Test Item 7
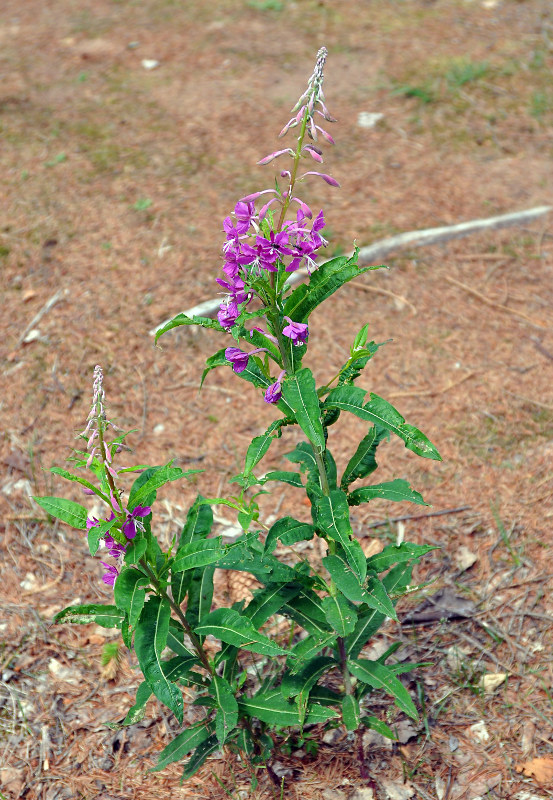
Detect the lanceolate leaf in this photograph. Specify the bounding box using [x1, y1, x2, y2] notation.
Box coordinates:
[134, 597, 183, 724]
[281, 656, 337, 699]
[123, 681, 152, 726]
[210, 675, 238, 744]
[340, 425, 389, 490]
[185, 564, 216, 628]
[155, 312, 224, 342]
[283, 592, 331, 638]
[283, 250, 381, 321]
[361, 715, 397, 740]
[113, 567, 149, 629]
[162, 656, 200, 682]
[49, 467, 107, 500]
[53, 604, 124, 629]
[195, 608, 288, 657]
[239, 689, 338, 726]
[178, 495, 213, 547]
[181, 734, 220, 778]
[245, 583, 303, 629]
[281, 368, 325, 451]
[172, 538, 223, 573]
[33, 496, 88, 530]
[366, 542, 437, 573]
[322, 593, 358, 636]
[312, 489, 367, 582]
[129, 464, 196, 510]
[288, 634, 335, 674]
[345, 608, 386, 658]
[285, 441, 319, 482]
[349, 659, 418, 720]
[342, 694, 361, 732]
[264, 517, 316, 554]
[262, 470, 304, 489]
[244, 431, 275, 477]
[151, 720, 214, 772]
[364, 573, 398, 621]
[348, 479, 427, 507]
[322, 554, 370, 604]
[324, 386, 441, 461]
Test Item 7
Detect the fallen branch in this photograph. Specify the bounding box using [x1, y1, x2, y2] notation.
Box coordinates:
[445, 275, 549, 329]
[18, 288, 68, 346]
[365, 504, 472, 530]
[150, 205, 551, 335]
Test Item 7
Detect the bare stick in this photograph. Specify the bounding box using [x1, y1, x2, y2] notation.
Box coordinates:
[531, 336, 553, 362]
[445, 275, 549, 329]
[150, 205, 552, 335]
[18, 288, 68, 345]
[365, 505, 472, 530]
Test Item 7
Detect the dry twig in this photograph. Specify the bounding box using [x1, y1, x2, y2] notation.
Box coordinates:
[444, 275, 549, 329]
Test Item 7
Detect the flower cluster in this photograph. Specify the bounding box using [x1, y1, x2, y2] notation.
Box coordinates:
[86, 504, 151, 586]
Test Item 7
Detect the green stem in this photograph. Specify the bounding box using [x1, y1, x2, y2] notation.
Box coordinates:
[275, 108, 309, 234]
[337, 637, 352, 695]
[140, 559, 213, 676]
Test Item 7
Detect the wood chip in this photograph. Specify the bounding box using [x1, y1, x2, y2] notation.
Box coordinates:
[515, 757, 553, 784]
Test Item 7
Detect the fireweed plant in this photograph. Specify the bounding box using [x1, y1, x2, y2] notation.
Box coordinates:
[36, 48, 441, 786]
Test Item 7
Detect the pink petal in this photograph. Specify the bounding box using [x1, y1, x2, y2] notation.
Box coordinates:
[300, 172, 340, 188]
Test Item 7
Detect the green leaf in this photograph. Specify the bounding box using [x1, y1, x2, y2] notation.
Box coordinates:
[166, 624, 196, 659]
[383, 562, 414, 595]
[113, 568, 149, 628]
[134, 597, 183, 723]
[281, 368, 325, 451]
[244, 431, 275, 477]
[179, 495, 213, 547]
[244, 583, 303, 629]
[124, 537, 148, 565]
[281, 656, 337, 699]
[340, 426, 388, 489]
[322, 594, 358, 636]
[324, 387, 441, 461]
[262, 470, 304, 489]
[162, 655, 200, 682]
[172, 538, 223, 573]
[151, 721, 214, 772]
[349, 659, 418, 719]
[361, 715, 397, 740]
[128, 464, 196, 510]
[210, 675, 238, 744]
[288, 633, 335, 673]
[264, 517, 316, 555]
[195, 608, 288, 657]
[345, 608, 386, 658]
[283, 250, 381, 320]
[312, 489, 366, 581]
[366, 542, 437, 573]
[155, 312, 224, 342]
[285, 441, 319, 482]
[49, 467, 106, 499]
[123, 681, 152, 725]
[239, 689, 337, 726]
[53, 604, 123, 628]
[363, 573, 398, 621]
[181, 734, 220, 779]
[283, 592, 332, 638]
[33, 496, 88, 529]
[342, 694, 361, 732]
[348, 479, 427, 507]
[322, 554, 369, 605]
[185, 564, 216, 628]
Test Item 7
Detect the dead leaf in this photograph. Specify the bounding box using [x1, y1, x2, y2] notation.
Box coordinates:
[515, 757, 553, 784]
[520, 720, 536, 756]
[455, 545, 478, 572]
[402, 587, 476, 624]
[478, 672, 507, 693]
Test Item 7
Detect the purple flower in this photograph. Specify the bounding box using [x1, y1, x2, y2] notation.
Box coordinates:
[101, 562, 119, 587]
[225, 347, 268, 374]
[218, 300, 239, 329]
[216, 275, 248, 305]
[282, 317, 309, 345]
[264, 370, 286, 404]
[233, 200, 256, 233]
[300, 171, 340, 187]
[122, 505, 151, 540]
[104, 534, 127, 558]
